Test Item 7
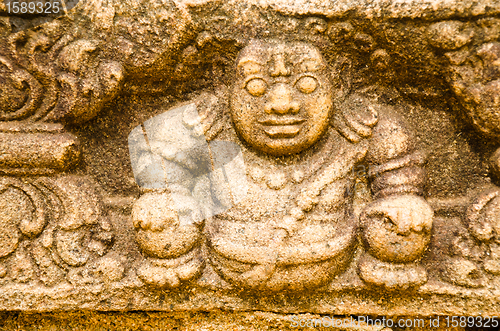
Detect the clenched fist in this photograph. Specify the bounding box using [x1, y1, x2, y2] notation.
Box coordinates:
[360, 195, 433, 263]
[132, 192, 201, 259]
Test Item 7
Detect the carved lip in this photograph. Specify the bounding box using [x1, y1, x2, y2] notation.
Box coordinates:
[258, 116, 305, 126]
[258, 116, 304, 138]
[262, 125, 301, 138]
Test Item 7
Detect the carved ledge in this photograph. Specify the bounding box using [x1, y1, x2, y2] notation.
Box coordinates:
[0, 122, 79, 175]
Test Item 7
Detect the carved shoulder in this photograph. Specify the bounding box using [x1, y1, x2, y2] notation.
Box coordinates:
[187, 85, 230, 142]
[365, 107, 415, 166]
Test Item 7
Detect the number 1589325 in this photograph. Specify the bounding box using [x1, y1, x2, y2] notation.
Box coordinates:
[6, 1, 61, 14]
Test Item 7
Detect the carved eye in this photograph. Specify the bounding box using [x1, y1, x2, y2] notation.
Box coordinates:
[295, 76, 318, 94]
[245, 78, 267, 97]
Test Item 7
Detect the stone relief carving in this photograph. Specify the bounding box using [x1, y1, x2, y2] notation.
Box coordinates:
[129, 102, 248, 288]
[0, 0, 499, 318]
[128, 39, 433, 292]
[0, 33, 123, 124]
[424, 18, 500, 289]
[0, 175, 118, 286]
[466, 189, 500, 276]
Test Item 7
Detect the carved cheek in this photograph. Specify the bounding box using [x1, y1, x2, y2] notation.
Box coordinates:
[230, 91, 261, 134]
[302, 91, 332, 129]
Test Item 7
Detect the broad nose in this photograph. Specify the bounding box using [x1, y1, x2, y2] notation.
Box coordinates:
[264, 84, 300, 115]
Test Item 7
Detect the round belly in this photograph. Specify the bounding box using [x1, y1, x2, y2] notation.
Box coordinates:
[205, 209, 358, 291]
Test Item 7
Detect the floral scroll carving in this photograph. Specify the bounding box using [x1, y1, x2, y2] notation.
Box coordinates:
[0, 175, 117, 286]
[0, 32, 124, 124]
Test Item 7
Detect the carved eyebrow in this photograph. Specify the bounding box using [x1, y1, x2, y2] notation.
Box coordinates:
[296, 57, 326, 72]
[237, 58, 264, 76]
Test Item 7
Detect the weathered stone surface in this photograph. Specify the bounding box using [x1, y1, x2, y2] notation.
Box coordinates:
[1, 0, 500, 329]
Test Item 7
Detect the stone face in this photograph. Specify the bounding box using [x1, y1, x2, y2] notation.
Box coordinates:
[2, 0, 500, 329]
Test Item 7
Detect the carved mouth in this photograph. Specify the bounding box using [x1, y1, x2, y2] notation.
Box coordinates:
[258, 117, 305, 138]
[258, 116, 305, 126]
[262, 125, 301, 138]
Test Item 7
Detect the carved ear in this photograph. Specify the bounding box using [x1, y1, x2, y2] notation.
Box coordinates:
[330, 55, 352, 101]
[333, 93, 379, 143]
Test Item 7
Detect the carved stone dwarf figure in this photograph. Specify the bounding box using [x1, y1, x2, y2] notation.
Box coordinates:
[130, 39, 434, 291]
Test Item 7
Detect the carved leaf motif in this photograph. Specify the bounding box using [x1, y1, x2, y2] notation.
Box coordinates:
[0, 27, 125, 124]
[38, 176, 115, 269]
[55, 228, 91, 266]
[0, 200, 21, 258]
[437, 22, 500, 137]
[0, 55, 42, 121]
[0, 178, 51, 258]
[459, 188, 500, 279]
[466, 188, 500, 242]
[0, 176, 118, 286]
